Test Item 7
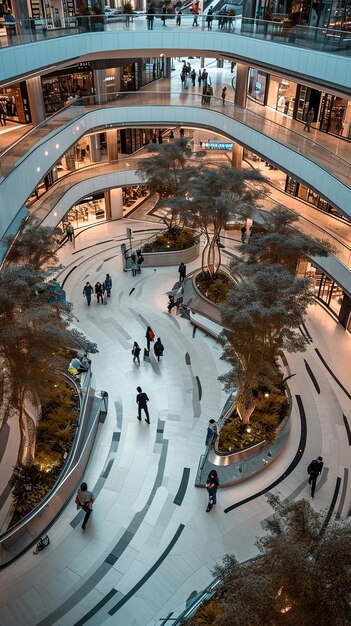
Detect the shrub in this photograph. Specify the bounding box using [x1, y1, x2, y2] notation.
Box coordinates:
[143, 229, 195, 252]
[195, 271, 231, 303]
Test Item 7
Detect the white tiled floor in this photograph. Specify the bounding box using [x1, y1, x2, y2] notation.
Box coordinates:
[0, 219, 350, 626]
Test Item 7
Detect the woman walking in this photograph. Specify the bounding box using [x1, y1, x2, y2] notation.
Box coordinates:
[132, 341, 141, 366]
[95, 281, 104, 304]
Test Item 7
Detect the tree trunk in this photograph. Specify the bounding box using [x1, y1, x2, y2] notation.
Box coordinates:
[17, 402, 27, 466]
[203, 235, 221, 279]
[235, 382, 256, 424]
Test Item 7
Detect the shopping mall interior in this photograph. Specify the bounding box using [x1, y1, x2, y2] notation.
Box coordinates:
[0, 1, 350, 624]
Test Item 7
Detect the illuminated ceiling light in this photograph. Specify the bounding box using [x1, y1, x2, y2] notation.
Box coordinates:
[44, 150, 48, 156]
[36, 167, 41, 172]
[55, 143, 60, 149]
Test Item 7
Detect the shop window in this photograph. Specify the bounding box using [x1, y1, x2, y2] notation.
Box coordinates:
[248, 69, 267, 105]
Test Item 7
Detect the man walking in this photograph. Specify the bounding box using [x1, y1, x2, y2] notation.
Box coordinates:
[221, 86, 227, 105]
[136, 386, 150, 423]
[178, 262, 186, 284]
[304, 107, 314, 132]
[307, 456, 323, 498]
[75, 482, 95, 531]
[83, 282, 93, 306]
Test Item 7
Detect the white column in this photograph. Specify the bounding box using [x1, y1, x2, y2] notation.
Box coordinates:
[26, 77, 46, 126]
[109, 188, 123, 219]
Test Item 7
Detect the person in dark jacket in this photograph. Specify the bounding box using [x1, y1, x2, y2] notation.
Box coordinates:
[95, 281, 104, 304]
[136, 386, 150, 423]
[307, 456, 323, 497]
[103, 273, 112, 296]
[206, 7, 213, 30]
[132, 341, 141, 366]
[205, 470, 219, 511]
[146, 5, 155, 30]
[154, 338, 164, 361]
[83, 282, 93, 306]
[178, 262, 186, 283]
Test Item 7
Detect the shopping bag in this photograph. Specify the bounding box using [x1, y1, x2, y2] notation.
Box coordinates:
[103, 292, 107, 305]
[143, 348, 150, 362]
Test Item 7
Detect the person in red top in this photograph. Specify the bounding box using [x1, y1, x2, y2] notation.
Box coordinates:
[192, 1, 200, 27]
[146, 325, 155, 350]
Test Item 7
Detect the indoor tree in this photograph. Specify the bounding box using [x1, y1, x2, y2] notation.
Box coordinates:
[184, 496, 351, 626]
[172, 164, 265, 278]
[219, 262, 314, 422]
[137, 137, 200, 236]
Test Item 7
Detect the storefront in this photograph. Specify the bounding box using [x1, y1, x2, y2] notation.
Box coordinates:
[285, 176, 350, 221]
[41, 66, 93, 115]
[319, 93, 351, 139]
[266, 75, 297, 117]
[120, 128, 167, 154]
[247, 68, 267, 105]
[0, 82, 31, 124]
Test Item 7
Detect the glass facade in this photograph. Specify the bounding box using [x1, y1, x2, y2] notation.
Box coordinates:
[247, 68, 267, 104]
[266, 75, 297, 116]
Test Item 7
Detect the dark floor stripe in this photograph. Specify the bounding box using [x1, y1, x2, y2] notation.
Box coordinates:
[301, 321, 312, 342]
[196, 376, 202, 401]
[315, 349, 351, 400]
[129, 287, 135, 296]
[185, 352, 191, 365]
[108, 524, 185, 616]
[192, 325, 197, 338]
[73, 589, 118, 626]
[343, 415, 351, 445]
[319, 477, 341, 536]
[173, 468, 190, 506]
[224, 394, 307, 513]
[304, 359, 320, 394]
[61, 266, 77, 288]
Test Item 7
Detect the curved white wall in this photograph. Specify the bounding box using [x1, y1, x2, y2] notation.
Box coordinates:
[1, 105, 350, 238]
[0, 31, 350, 93]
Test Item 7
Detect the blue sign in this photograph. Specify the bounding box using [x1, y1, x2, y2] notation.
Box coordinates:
[202, 142, 233, 150]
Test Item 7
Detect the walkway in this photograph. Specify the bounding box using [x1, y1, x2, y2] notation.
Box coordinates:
[0, 218, 350, 625]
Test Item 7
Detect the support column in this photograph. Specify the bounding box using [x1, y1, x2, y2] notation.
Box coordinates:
[93, 69, 107, 104]
[231, 144, 243, 169]
[26, 77, 46, 126]
[234, 64, 248, 108]
[108, 188, 123, 220]
[165, 57, 171, 79]
[89, 134, 101, 162]
[106, 129, 119, 162]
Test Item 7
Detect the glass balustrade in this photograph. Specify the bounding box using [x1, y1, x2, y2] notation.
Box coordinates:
[1, 91, 350, 190]
[0, 15, 350, 54]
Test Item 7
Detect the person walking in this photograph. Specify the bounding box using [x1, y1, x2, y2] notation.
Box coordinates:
[179, 127, 185, 138]
[154, 337, 164, 361]
[307, 456, 324, 498]
[161, 3, 167, 25]
[304, 107, 314, 132]
[66, 222, 74, 242]
[132, 341, 141, 366]
[231, 60, 235, 73]
[205, 419, 218, 446]
[146, 5, 155, 30]
[180, 70, 186, 89]
[75, 482, 95, 531]
[241, 225, 247, 242]
[0, 102, 7, 126]
[83, 282, 93, 306]
[167, 294, 176, 313]
[192, 0, 199, 27]
[206, 7, 213, 30]
[136, 386, 150, 423]
[95, 281, 104, 304]
[191, 68, 196, 86]
[103, 273, 112, 297]
[169, 130, 174, 140]
[176, 8, 182, 25]
[131, 258, 138, 276]
[178, 261, 186, 283]
[145, 325, 155, 350]
[205, 470, 219, 512]
[221, 86, 227, 105]
[198, 69, 202, 87]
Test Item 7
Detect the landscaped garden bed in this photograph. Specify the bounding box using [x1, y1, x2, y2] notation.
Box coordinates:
[142, 227, 196, 253]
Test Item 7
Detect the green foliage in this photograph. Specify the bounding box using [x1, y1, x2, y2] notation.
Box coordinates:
[11, 463, 59, 521]
[195, 271, 230, 304]
[218, 386, 288, 451]
[143, 229, 195, 252]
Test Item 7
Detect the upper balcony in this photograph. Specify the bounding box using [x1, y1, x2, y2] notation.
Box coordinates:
[0, 16, 350, 94]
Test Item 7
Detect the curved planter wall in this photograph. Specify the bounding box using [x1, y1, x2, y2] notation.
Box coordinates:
[0, 371, 105, 568]
[142, 241, 200, 267]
